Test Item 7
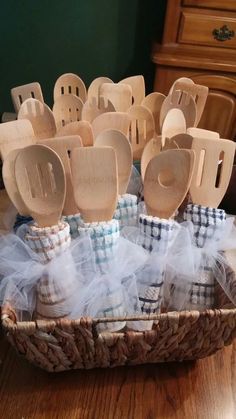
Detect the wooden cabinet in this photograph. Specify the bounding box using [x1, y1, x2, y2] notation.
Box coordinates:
[152, 0, 236, 139]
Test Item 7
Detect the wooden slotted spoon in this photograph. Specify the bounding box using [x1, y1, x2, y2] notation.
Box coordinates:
[71, 147, 118, 222]
[92, 112, 130, 139]
[39, 136, 83, 215]
[173, 81, 208, 126]
[161, 108, 186, 147]
[81, 96, 115, 123]
[15, 144, 66, 227]
[56, 121, 94, 146]
[18, 98, 56, 140]
[100, 83, 132, 112]
[119, 75, 145, 105]
[94, 129, 132, 195]
[144, 149, 195, 219]
[53, 94, 84, 131]
[0, 119, 35, 161]
[87, 77, 113, 102]
[160, 90, 196, 129]
[141, 136, 162, 182]
[141, 92, 166, 135]
[127, 105, 155, 160]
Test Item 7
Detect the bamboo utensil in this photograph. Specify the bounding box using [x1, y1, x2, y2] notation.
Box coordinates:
[15, 144, 66, 227]
[18, 98, 56, 140]
[173, 81, 208, 126]
[127, 105, 155, 160]
[100, 83, 132, 112]
[53, 94, 84, 130]
[141, 92, 166, 135]
[81, 96, 115, 123]
[39, 136, 83, 215]
[53, 73, 87, 103]
[87, 77, 113, 102]
[144, 149, 195, 218]
[169, 77, 194, 94]
[119, 75, 145, 105]
[141, 136, 162, 181]
[56, 120, 94, 146]
[11, 82, 44, 113]
[95, 129, 132, 194]
[161, 108, 186, 147]
[71, 147, 118, 222]
[92, 112, 130, 139]
[0, 119, 35, 161]
[160, 90, 196, 129]
[163, 133, 193, 151]
[187, 127, 219, 139]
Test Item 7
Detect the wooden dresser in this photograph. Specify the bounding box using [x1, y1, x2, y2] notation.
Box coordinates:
[152, 0, 236, 140]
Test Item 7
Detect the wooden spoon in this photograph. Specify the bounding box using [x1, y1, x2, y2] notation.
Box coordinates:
[0, 119, 35, 161]
[141, 136, 162, 182]
[190, 137, 236, 208]
[56, 121, 94, 146]
[160, 90, 196, 129]
[100, 83, 132, 112]
[141, 92, 166, 135]
[144, 149, 195, 219]
[92, 112, 130, 139]
[53, 73, 87, 103]
[161, 108, 186, 147]
[94, 129, 132, 194]
[87, 77, 113, 102]
[119, 75, 145, 105]
[2, 149, 29, 215]
[53, 94, 84, 130]
[39, 136, 83, 215]
[71, 147, 118, 222]
[127, 105, 155, 160]
[81, 96, 115, 123]
[18, 98, 56, 140]
[173, 81, 208, 126]
[187, 127, 219, 139]
[15, 144, 66, 227]
[163, 133, 193, 151]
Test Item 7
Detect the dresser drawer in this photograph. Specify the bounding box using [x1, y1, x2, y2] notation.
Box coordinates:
[179, 10, 236, 48]
[182, 1, 236, 12]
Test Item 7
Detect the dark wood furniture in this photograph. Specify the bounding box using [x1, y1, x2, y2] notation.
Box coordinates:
[152, 0, 236, 140]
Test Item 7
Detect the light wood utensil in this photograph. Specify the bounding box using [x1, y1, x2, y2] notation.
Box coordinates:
[100, 83, 132, 112]
[39, 136, 83, 215]
[11, 82, 44, 113]
[173, 81, 208, 126]
[87, 77, 113, 102]
[163, 133, 193, 151]
[160, 90, 196, 129]
[2, 149, 29, 215]
[169, 77, 194, 95]
[187, 127, 219, 139]
[53, 94, 84, 130]
[0, 189, 18, 232]
[144, 149, 195, 218]
[0, 119, 35, 161]
[190, 137, 236, 208]
[141, 136, 162, 181]
[95, 129, 132, 194]
[141, 92, 166, 135]
[161, 108, 186, 147]
[53, 73, 87, 103]
[15, 144, 66, 227]
[71, 147, 118, 222]
[18, 98, 56, 140]
[92, 112, 130, 139]
[127, 105, 155, 160]
[56, 120, 94, 146]
[119, 75, 145, 105]
[81, 96, 115, 123]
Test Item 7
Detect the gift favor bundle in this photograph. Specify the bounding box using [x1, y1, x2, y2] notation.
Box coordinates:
[1, 75, 236, 370]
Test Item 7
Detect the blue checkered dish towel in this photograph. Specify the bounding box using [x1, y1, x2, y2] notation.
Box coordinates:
[183, 203, 226, 310]
[63, 213, 81, 239]
[113, 194, 138, 229]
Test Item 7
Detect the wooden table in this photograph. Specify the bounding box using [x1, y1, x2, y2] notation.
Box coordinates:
[1, 326, 236, 419]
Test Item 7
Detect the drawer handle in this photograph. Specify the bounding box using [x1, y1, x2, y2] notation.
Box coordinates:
[212, 25, 235, 42]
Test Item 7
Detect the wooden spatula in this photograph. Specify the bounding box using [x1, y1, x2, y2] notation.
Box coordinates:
[71, 147, 118, 222]
[160, 90, 196, 129]
[100, 83, 132, 112]
[119, 75, 145, 105]
[15, 144, 66, 227]
[92, 112, 130, 139]
[173, 81, 208, 126]
[144, 149, 195, 219]
[87, 77, 113, 102]
[53, 94, 84, 130]
[163, 133, 193, 151]
[161, 108, 186, 147]
[11, 82, 44, 113]
[141, 92, 166, 135]
[56, 121, 94, 146]
[39, 136, 83, 215]
[18, 98, 56, 140]
[190, 137, 236, 208]
[187, 127, 219, 139]
[53, 73, 87, 103]
[169, 77, 194, 95]
[141, 136, 162, 182]
[0, 119, 36, 161]
[127, 105, 155, 160]
[81, 96, 115, 123]
[2, 149, 29, 216]
[95, 129, 132, 195]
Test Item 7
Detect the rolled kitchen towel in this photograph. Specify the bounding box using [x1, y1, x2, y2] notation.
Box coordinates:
[63, 213, 81, 239]
[113, 194, 138, 229]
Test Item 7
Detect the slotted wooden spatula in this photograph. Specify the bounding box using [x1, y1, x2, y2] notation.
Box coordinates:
[2, 149, 29, 216]
[127, 105, 155, 160]
[141, 92, 166, 135]
[87, 77, 113, 102]
[163, 133, 193, 151]
[39, 136, 83, 215]
[92, 112, 130, 139]
[160, 90, 196, 129]
[190, 137, 236, 208]
[144, 149, 195, 219]
[81, 96, 115, 123]
[95, 129, 132, 194]
[119, 75, 145, 105]
[187, 127, 219, 139]
[56, 121, 94, 146]
[141, 136, 162, 181]
[71, 147, 118, 222]
[173, 81, 208, 126]
[15, 144, 66, 227]
[100, 83, 132, 112]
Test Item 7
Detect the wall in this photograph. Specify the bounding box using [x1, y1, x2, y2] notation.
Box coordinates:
[0, 0, 166, 116]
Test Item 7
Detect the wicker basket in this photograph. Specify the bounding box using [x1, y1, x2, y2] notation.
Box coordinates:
[2, 277, 236, 372]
